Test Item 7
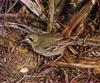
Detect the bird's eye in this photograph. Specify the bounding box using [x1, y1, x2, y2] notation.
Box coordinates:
[28, 35, 38, 43]
[29, 37, 33, 41]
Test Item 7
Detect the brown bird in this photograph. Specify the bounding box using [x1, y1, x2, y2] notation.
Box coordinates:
[21, 31, 75, 57]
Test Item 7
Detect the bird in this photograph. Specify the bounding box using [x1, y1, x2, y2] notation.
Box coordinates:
[21, 31, 74, 57]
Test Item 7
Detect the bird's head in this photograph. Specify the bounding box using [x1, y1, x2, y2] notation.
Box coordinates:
[21, 33, 39, 47]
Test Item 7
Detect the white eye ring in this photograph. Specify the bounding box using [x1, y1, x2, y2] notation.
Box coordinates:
[29, 35, 38, 43]
[29, 37, 33, 41]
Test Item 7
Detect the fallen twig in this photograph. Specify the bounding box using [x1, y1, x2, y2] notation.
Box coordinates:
[62, 0, 96, 38]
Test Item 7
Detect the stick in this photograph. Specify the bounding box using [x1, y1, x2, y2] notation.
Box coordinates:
[62, 0, 96, 38]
